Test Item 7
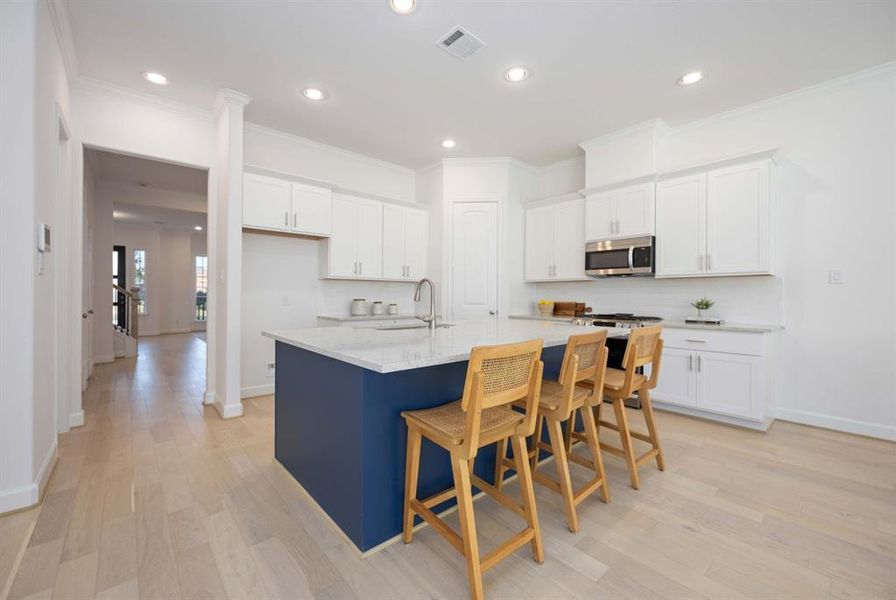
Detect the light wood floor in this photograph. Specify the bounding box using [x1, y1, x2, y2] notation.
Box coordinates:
[1, 332, 895, 600]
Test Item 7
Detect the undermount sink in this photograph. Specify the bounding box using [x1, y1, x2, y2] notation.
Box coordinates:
[373, 322, 454, 331]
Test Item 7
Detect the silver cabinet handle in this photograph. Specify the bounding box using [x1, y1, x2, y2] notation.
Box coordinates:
[699, 254, 705, 271]
[359, 261, 362, 275]
[685, 338, 707, 343]
[688, 355, 693, 371]
[616, 220, 621, 234]
[627, 246, 634, 270]
[353, 261, 357, 275]
[707, 254, 712, 271]
[284, 211, 289, 227]
[697, 355, 702, 372]
[293, 213, 297, 228]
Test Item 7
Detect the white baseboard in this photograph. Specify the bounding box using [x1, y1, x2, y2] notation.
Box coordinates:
[653, 401, 772, 431]
[775, 407, 896, 442]
[159, 328, 191, 335]
[241, 384, 273, 399]
[212, 398, 244, 419]
[1, 440, 58, 514]
[94, 354, 114, 364]
[203, 391, 216, 405]
[140, 330, 160, 337]
[69, 410, 85, 428]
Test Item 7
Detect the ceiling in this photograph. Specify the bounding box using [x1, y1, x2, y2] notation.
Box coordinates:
[66, 1, 896, 167]
[91, 149, 208, 195]
[113, 202, 206, 233]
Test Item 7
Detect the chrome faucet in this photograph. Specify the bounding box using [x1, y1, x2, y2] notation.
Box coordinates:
[413, 278, 437, 330]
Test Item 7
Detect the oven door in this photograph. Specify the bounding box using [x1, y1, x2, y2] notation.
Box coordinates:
[585, 236, 654, 277]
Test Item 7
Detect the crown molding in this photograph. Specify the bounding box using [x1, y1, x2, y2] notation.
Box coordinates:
[243, 122, 415, 177]
[671, 60, 896, 135]
[46, 0, 79, 81]
[213, 89, 252, 116]
[579, 118, 670, 151]
[540, 154, 585, 173]
[73, 76, 215, 121]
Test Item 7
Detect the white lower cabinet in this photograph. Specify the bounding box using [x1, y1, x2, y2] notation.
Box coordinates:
[651, 328, 771, 424]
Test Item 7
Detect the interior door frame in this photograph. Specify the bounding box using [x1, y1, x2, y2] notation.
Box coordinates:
[55, 104, 76, 432]
[447, 199, 500, 321]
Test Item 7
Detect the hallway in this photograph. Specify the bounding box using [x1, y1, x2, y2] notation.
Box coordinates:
[2, 334, 895, 599]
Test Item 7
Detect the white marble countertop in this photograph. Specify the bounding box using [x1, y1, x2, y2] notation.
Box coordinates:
[508, 314, 781, 333]
[263, 318, 628, 373]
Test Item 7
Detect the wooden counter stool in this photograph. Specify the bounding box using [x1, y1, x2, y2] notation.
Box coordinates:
[588, 325, 665, 490]
[401, 339, 545, 600]
[495, 331, 611, 533]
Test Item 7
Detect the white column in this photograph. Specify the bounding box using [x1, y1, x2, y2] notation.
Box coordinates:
[208, 89, 250, 419]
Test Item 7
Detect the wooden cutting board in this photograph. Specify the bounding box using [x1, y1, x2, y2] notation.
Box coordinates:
[553, 302, 589, 317]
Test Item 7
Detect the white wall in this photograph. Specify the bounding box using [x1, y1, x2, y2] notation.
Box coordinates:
[0, 0, 72, 512]
[538, 155, 585, 198]
[533, 65, 896, 439]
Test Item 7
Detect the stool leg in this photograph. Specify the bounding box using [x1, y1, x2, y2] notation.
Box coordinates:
[546, 417, 579, 533]
[530, 414, 544, 472]
[402, 425, 422, 543]
[581, 405, 610, 503]
[612, 397, 640, 490]
[451, 452, 484, 600]
[639, 386, 665, 471]
[512, 434, 544, 563]
[494, 437, 508, 489]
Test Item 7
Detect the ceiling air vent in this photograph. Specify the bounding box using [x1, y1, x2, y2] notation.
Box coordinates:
[437, 26, 486, 60]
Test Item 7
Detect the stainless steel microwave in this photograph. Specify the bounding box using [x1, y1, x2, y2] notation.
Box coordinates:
[585, 235, 655, 277]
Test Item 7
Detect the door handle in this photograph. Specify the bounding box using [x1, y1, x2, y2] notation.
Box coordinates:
[489, 310, 496, 315]
[88, 309, 94, 315]
[82, 313, 88, 319]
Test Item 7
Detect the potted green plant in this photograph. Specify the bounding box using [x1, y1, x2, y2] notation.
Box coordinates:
[691, 297, 715, 318]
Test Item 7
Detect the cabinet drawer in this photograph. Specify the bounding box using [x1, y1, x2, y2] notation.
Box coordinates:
[661, 328, 764, 356]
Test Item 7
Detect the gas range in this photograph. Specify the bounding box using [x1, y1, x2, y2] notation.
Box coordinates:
[572, 313, 663, 329]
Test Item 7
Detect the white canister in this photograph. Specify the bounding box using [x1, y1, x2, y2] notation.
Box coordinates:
[351, 298, 368, 316]
[387, 303, 399, 315]
[371, 301, 385, 315]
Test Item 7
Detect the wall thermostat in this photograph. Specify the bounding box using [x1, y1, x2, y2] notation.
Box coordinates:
[37, 223, 51, 253]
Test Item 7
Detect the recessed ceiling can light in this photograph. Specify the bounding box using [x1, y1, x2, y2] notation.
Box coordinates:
[504, 66, 529, 83]
[677, 71, 704, 86]
[389, 0, 416, 14]
[143, 72, 168, 85]
[441, 139, 456, 149]
[303, 88, 326, 101]
[194, 225, 203, 231]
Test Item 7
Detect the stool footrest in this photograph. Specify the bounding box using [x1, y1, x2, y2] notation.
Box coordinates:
[409, 499, 464, 555]
[573, 476, 607, 505]
[421, 487, 457, 509]
[470, 474, 527, 519]
[635, 448, 660, 466]
[599, 442, 626, 457]
[480, 528, 535, 573]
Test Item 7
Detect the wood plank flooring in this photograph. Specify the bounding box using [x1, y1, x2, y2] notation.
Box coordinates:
[1, 332, 894, 599]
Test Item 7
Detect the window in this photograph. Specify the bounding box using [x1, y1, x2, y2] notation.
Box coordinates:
[133, 249, 147, 315]
[195, 255, 208, 321]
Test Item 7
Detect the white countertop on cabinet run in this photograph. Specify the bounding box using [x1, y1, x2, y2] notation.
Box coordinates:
[317, 313, 421, 322]
[263, 318, 628, 373]
[508, 314, 781, 333]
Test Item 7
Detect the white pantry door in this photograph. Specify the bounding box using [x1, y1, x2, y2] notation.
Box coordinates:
[452, 202, 498, 320]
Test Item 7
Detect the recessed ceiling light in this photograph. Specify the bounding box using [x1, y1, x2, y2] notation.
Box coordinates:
[303, 88, 326, 101]
[143, 72, 168, 85]
[194, 225, 203, 231]
[504, 66, 529, 83]
[441, 139, 456, 149]
[677, 71, 704, 86]
[389, 0, 416, 14]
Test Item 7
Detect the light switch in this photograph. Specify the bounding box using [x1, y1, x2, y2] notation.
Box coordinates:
[829, 268, 844, 284]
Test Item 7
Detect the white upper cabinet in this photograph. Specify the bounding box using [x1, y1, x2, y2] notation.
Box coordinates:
[656, 173, 706, 277]
[382, 205, 428, 280]
[324, 194, 383, 279]
[656, 158, 772, 278]
[243, 173, 292, 231]
[243, 173, 331, 236]
[706, 160, 770, 275]
[290, 182, 332, 236]
[584, 182, 654, 241]
[525, 198, 585, 282]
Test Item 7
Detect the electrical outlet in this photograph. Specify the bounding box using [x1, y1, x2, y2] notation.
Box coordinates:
[266, 362, 275, 377]
[829, 268, 844, 284]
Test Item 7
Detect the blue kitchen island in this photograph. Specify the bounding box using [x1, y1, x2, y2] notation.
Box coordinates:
[262, 319, 626, 552]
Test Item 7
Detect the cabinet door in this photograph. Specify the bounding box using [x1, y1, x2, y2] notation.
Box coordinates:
[404, 208, 428, 280]
[585, 192, 615, 240]
[382, 204, 406, 279]
[291, 183, 332, 236]
[355, 199, 383, 278]
[655, 173, 706, 277]
[552, 199, 585, 279]
[243, 173, 291, 231]
[616, 182, 655, 237]
[706, 160, 770, 275]
[696, 352, 763, 420]
[525, 205, 554, 280]
[328, 195, 358, 277]
[648, 348, 697, 407]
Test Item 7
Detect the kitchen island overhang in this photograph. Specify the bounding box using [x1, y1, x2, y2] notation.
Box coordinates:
[263, 319, 628, 552]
